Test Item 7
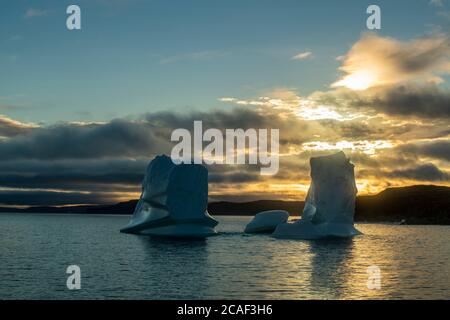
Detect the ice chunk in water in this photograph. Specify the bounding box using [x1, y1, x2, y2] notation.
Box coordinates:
[244, 210, 289, 234]
[121, 155, 218, 238]
[273, 152, 361, 239]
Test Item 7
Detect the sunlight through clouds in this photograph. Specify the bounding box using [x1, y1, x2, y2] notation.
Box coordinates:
[332, 33, 450, 90]
[302, 140, 394, 155]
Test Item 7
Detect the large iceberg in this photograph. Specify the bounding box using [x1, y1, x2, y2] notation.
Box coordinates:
[244, 210, 289, 234]
[273, 151, 361, 239]
[120, 155, 218, 238]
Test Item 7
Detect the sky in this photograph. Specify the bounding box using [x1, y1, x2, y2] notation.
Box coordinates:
[0, 0, 449, 206]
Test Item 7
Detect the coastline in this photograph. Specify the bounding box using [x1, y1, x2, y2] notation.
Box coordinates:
[1, 185, 449, 225]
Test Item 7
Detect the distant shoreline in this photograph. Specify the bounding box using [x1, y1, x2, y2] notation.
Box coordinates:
[1, 185, 449, 225]
[0, 211, 448, 226]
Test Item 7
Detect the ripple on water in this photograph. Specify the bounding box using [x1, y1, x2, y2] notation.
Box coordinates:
[0, 214, 449, 299]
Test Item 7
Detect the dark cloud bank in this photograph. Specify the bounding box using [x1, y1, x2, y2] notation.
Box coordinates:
[0, 104, 448, 206]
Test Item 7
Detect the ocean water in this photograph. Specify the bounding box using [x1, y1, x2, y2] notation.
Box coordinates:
[0, 213, 449, 300]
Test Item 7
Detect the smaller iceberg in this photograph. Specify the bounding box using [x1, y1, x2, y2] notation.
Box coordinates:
[273, 151, 361, 239]
[120, 155, 218, 238]
[244, 210, 289, 234]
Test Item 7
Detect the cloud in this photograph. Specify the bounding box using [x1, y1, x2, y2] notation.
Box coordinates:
[430, 0, 444, 7]
[0, 107, 337, 205]
[1, 27, 450, 206]
[0, 190, 117, 206]
[1, 87, 449, 206]
[0, 173, 143, 192]
[291, 51, 313, 60]
[24, 8, 48, 18]
[0, 158, 147, 176]
[209, 171, 261, 184]
[0, 158, 148, 194]
[355, 84, 450, 118]
[0, 120, 164, 160]
[399, 140, 450, 162]
[0, 107, 302, 163]
[313, 83, 450, 119]
[0, 115, 38, 137]
[215, 87, 450, 195]
[387, 164, 449, 181]
[332, 33, 450, 90]
[219, 89, 360, 121]
[437, 11, 450, 20]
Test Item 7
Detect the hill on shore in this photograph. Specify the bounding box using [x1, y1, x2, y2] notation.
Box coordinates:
[356, 185, 450, 224]
[0, 185, 448, 225]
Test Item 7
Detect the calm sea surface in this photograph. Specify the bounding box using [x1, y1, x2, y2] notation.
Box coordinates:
[0, 213, 449, 299]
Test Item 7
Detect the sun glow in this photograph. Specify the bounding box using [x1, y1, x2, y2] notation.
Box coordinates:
[297, 104, 345, 121]
[302, 140, 394, 155]
[332, 70, 376, 91]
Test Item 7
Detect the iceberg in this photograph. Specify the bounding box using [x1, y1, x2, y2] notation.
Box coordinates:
[273, 151, 361, 239]
[244, 210, 289, 234]
[120, 155, 218, 238]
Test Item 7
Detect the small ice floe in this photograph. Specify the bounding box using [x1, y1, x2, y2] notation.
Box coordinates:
[244, 210, 289, 234]
[120, 155, 218, 238]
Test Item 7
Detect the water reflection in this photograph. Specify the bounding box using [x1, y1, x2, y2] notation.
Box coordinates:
[1, 214, 449, 299]
[136, 236, 211, 299]
[138, 235, 208, 248]
[308, 238, 355, 299]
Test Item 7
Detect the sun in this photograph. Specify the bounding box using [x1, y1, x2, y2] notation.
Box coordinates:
[332, 70, 376, 91]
